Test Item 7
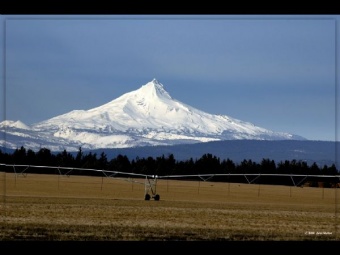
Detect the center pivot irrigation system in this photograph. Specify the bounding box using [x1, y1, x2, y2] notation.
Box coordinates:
[1, 163, 340, 201]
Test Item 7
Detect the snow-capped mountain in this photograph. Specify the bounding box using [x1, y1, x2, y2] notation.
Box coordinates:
[0, 79, 306, 151]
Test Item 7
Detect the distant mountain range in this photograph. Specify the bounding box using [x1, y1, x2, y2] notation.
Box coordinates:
[85, 139, 339, 169]
[0, 79, 306, 152]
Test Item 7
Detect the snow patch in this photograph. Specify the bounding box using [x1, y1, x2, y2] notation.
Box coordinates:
[0, 120, 31, 130]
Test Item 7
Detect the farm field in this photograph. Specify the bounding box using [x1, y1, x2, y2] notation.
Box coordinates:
[0, 172, 339, 241]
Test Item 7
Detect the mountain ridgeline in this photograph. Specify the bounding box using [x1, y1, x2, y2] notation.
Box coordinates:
[0, 79, 306, 152]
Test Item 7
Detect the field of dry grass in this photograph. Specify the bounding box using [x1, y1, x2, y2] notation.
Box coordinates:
[0, 172, 339, 241]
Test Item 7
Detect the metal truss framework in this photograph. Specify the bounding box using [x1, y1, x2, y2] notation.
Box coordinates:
[1, 163, 340, 201]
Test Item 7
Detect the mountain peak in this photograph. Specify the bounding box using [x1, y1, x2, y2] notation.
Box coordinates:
[151, 78, 160, 84]
[139, 79, 172, 100]
[146, 78, 163, 88]
[0, 120, 30, 130]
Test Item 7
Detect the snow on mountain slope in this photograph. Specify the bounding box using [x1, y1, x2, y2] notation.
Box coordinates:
[0, 120, 31, 130]
[0, 79, 306, 151]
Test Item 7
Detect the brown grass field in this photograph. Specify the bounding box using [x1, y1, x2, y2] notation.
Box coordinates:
[0, 171, 339, 241]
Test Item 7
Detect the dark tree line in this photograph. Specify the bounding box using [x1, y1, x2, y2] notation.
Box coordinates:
[0, 146, 339, 187]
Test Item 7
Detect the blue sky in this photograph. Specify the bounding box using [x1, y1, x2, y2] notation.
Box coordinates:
[0, 15, 338, 141]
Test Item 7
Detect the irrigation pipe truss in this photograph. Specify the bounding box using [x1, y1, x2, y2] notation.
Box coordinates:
[1, 163, 340, 186]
